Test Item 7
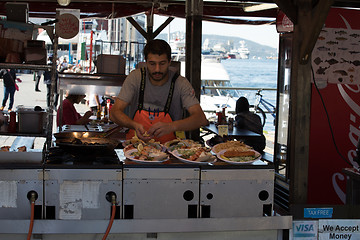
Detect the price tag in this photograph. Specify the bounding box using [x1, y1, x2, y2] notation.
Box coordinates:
[218, 125, 228, 137]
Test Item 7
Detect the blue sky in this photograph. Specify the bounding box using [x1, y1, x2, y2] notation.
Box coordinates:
[154, 16, 279, 49]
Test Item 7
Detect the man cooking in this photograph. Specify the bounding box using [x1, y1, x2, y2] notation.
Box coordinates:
[110, 39, 208, 143]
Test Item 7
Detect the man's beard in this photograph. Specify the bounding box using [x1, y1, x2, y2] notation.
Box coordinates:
[150, 71, 167, 82]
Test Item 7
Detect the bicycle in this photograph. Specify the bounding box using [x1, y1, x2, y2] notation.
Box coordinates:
[250, 89, 276, 127]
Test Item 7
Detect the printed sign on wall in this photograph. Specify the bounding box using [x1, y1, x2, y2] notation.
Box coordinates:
[312, 28, 360, 86]
[292, 220, 318, 240]
[319, 219, 360, 240]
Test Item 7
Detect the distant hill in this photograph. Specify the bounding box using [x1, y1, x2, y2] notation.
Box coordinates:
[158, 32, 278, 59]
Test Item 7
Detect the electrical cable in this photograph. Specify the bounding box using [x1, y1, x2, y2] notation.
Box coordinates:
[27, 199, 35, 240]
[311, 66, 352, 167]
[102, 202, 116, 240]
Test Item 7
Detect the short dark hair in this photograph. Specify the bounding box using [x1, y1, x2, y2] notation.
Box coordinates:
[144, 39, 172, 61]
[236, 97, 250, 113]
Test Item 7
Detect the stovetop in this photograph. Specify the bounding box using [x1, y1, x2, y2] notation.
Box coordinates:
[46, 147, 121, 166]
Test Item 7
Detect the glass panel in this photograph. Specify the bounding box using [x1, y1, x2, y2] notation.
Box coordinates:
[275, 33, 292, 180]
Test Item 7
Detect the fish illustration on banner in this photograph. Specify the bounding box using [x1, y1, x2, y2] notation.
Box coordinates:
[312, 26, 360, 85]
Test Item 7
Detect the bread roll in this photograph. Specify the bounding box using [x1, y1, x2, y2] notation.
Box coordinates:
[1, 146, 10, 152]
[17, 146, 27, 152]
[223, 150, 255, 158]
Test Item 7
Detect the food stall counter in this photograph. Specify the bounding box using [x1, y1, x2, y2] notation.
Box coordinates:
[202, 122, 261, 137]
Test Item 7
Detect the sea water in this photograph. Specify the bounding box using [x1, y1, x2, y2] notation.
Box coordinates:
[221, 58, 278, 133]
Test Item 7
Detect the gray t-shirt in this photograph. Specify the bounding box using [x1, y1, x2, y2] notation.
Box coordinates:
[118, 68, 199, 121]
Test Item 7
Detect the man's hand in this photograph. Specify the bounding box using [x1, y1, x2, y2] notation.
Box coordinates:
[134, 122, 153, 142]
[83, 111, 93, 119]
[77, 110, 93, 125]
[147, 122, 175, 138]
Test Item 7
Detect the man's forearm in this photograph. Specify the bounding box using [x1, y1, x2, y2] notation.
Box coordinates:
[172, 112, 208, 132]
[110, 111, 136, 129]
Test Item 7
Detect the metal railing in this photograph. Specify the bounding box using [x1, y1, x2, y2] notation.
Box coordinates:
[201, 86, 277, 115]
[202, 86, 277, 91]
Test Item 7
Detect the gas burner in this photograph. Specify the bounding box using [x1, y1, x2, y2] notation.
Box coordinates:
[46, 147, 121, 165]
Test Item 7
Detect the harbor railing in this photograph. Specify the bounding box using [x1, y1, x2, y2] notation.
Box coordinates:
[201, 86, 277, 114]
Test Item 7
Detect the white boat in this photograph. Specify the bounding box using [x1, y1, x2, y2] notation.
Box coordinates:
[171, 52, 238, 117]
[199, 54, 238, 114]
[170, 37, 239, 116]
[200, 79, 239, 115]
[227, 40, 250, 59]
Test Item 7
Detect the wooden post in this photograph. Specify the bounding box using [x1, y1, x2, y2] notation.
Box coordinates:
[186, 0, 203, 140]
[287, 0, 333, 217]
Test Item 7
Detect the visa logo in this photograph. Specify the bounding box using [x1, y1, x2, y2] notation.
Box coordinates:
[296, 224, 314, 232]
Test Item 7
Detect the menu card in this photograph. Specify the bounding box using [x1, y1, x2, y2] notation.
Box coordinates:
[218, 125, 228, 137]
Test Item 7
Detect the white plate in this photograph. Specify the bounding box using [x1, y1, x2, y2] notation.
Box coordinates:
[123, 142, 166, 153]
[124, 149, 169, 164]
[123, 144, 135, 152]
[216, 149, 261, 164]
[164, 139, 202, 152]
[170, 149, 216, 165]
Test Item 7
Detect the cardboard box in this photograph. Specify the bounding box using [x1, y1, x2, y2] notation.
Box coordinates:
[6, 2, 29, 23]
[25, 40, 45, 48]
[24, 47, 47, 64]
[96, 54, 125, 74]
[0, 37, 24, 61]
[0, 20, 33, 42]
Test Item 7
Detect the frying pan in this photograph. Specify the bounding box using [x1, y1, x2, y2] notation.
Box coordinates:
[54, 126, 124, 153]
[55, 137, 121, 153]
[53, 125, 123, 140]
[54, 131, 104, 140]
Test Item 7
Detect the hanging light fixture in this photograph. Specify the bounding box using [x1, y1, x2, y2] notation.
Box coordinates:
[57, 0, 71, 7]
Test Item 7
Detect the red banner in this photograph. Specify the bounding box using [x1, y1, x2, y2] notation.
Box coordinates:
[308, 8, 360, 204]
[276, 11, 294, 33]
[308, 84, 360, 204]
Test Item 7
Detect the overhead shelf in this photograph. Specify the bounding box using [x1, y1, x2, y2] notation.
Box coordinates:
[0, 63, 52, 71]
[58, 72, 126, 96]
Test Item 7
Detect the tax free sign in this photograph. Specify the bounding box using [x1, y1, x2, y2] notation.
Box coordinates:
[319, 219, 360, 240]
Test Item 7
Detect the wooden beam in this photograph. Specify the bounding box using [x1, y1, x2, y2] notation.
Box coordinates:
[153, 17, 174, 38]
[126, 16, 148, 40]
[288, 0, 313, 209]
[299, 0, 334, 64]
[288, 0, 334, 212]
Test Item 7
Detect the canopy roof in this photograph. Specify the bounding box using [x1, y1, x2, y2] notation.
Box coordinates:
[0, 0, 359, 25]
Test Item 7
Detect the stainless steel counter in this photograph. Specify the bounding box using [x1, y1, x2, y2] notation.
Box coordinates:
[0, 163, 291, 240]
[0, 216, 292, 233]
